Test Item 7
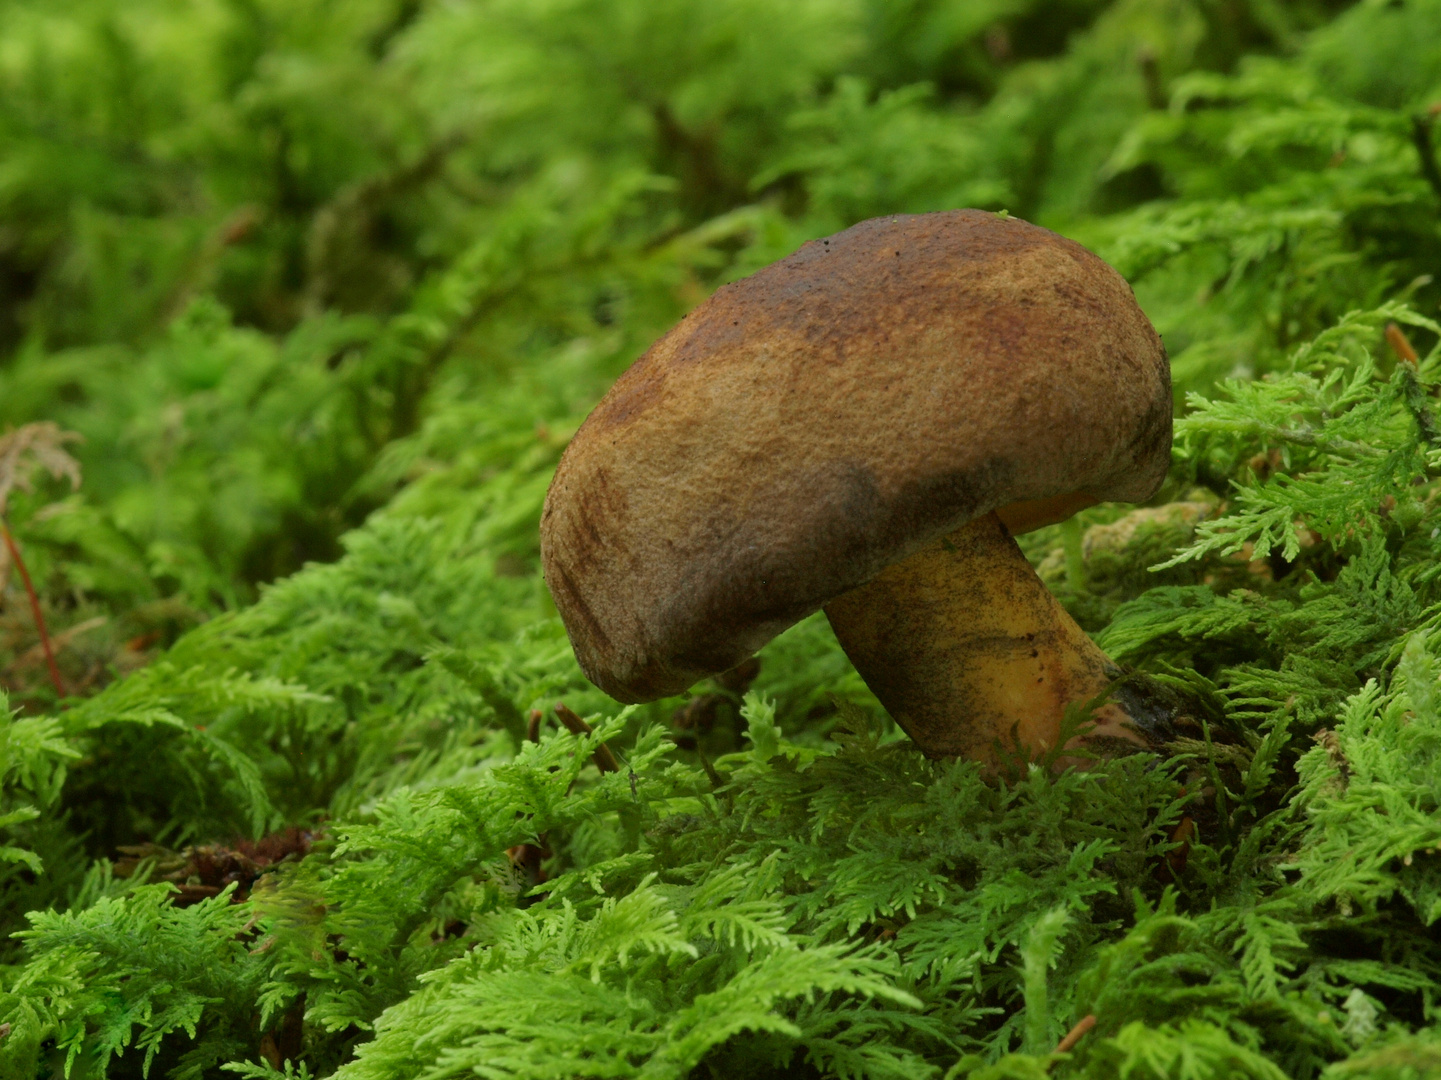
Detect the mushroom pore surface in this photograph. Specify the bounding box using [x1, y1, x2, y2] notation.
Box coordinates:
[540, 208, 1171, 705]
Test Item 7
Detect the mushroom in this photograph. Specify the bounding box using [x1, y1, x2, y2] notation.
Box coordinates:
[540, 209, 1175, 768]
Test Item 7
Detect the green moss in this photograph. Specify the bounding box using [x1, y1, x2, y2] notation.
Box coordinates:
[5, 0, 1441, 1076]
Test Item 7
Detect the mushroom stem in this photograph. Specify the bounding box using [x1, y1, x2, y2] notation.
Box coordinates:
[824, 512, 1151, 768]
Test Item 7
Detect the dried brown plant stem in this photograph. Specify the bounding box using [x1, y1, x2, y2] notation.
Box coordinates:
[506, 709, 549, 886]
[1386, 322, 1421, 365]
[1055, 1014, 1097, 1055]
[0, 519, 64, 698]
[554, 702, 620, 773]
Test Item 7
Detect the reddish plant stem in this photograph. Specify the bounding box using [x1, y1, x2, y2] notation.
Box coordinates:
[1, 520, 64, 698]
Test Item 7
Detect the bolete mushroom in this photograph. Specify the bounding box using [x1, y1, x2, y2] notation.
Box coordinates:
[540, 209, 1177, 768]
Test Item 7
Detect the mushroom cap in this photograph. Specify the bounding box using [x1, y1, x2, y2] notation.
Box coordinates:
[541, 209, 1171, 703]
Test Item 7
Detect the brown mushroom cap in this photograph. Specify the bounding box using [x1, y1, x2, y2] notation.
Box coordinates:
[541, 209, 1171, 703]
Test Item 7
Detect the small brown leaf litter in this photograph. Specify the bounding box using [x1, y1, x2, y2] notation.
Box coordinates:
[115, 825, 322, 905]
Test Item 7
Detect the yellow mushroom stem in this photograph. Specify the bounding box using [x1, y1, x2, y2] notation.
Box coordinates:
[824, 511, 1154, 770]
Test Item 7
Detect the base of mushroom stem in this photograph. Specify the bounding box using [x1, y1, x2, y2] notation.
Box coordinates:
[946, 666, 1221, 773]
[1075, 667, 1221, 756]
[823, 512, 1221, 772]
